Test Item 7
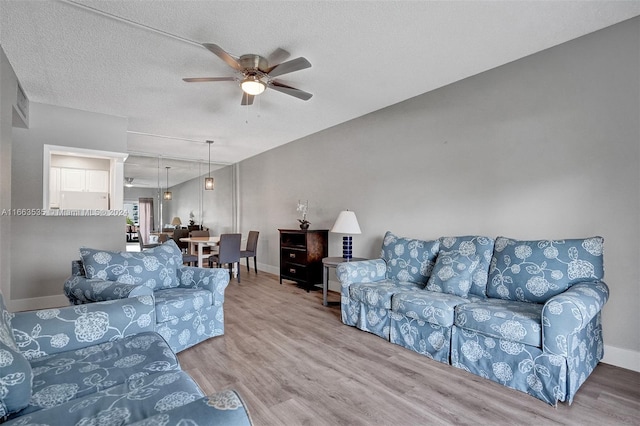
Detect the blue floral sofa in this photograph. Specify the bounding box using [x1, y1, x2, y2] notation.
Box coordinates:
[0, 291, 251, 425]
[337, 232, 608, 405]
[64, 240, 229, 353]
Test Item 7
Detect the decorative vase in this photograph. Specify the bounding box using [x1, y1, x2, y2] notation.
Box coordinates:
[299, 221, 310, 230]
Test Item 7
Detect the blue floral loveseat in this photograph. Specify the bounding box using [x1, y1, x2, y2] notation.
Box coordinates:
[64, 240, 229, 353]
[0, 292, 251, 425]
[337, 232, 608, 406]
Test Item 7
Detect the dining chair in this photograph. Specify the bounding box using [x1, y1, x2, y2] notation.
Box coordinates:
[172, 229, 198, 266]
[208, 233, 242, 283]
[190, 229, 214, 254]
[172, 229, 190, 252]
[138, 230, 160, 250]
[240, 231, 259, 274]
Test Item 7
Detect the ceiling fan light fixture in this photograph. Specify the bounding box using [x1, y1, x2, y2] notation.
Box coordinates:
[240, 76, 266, 95]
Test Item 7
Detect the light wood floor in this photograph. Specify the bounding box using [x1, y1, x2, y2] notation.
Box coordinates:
[178, 271, 640, 425]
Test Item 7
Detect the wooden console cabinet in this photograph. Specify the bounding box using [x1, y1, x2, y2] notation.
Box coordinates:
[279, 229, 328, 291]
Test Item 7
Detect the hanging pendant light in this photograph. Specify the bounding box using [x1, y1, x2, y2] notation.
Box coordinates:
[205, 140, 215, 190]
[163, 166, 172, 200]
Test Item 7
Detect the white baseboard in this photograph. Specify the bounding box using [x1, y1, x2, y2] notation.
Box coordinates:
[257, 262, 279, 276]
[603, 344, 640, 372]
[8, 294, 69, 312]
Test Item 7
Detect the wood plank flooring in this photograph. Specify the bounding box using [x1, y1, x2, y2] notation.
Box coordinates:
[178, 271, 640, 425]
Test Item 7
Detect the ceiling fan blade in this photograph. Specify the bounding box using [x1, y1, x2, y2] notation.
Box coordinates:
[267, 57, 311, 77]
[266, 48, 290, 68]
[203, 43, 242, 71]
[269, 81, 313, 101]
[183, 77, 236, 83]
[241, 93, 255, 106]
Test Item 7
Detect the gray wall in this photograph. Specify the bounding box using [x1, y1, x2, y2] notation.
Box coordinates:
[10, 102, 127, 306]
[238, 18, 639, 366]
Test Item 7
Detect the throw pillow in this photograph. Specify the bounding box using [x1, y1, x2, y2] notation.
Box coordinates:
[380, 231, 439, 285]
[426, 250, 480, 297]
[80, 240, 182, 290]
[143, 239, 183, 266]
[438, 236, 495, 297]
[487, 236, 604, 303]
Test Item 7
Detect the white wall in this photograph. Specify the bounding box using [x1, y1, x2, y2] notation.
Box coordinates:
[238, 18, 640, 370]
[0, 46, 17, 302]
[10, 102, 128, 308]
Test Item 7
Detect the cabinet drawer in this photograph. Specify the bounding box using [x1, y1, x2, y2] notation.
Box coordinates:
[281, 248, 307, 264]
[281, 263, 308, 281]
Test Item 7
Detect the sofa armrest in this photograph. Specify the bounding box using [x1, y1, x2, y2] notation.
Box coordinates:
[542, 281, 609, 356]
[336, 259, 388, 297]
[10, 296, 156, 361]
[128, 390, 252, 426]
[177, 267, 230, 304]
[64, 275, 153, 304]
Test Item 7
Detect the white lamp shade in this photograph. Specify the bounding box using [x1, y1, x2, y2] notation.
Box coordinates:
[331, 210, 361, 234]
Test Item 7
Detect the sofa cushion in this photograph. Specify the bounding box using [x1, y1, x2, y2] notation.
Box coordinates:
[439, 236, 495, 297]
[426, 250, 480, 297]
[128, 390, 251, 426]
[487, 236, 604, 303]
[0, 296, 32, 418]
[9, 370, 204, 424]
[454, 299, 544, 348]
[349, 280, 423, 309]
[21, 332, 179, 417]
[380, 231, 439, 285]
[154, 288, 213, 323]
[80, 240, 183, 290]
[391, 288, 471, 328]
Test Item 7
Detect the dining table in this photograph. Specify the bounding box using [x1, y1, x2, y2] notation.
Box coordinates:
[179, 236, 220, 267]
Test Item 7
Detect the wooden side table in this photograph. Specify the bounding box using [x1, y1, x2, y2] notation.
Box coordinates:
[279, 229, 328, 291]
[322, 257, 367, 306]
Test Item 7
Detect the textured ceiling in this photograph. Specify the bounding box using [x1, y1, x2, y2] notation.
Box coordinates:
[2, 1, 639, 187]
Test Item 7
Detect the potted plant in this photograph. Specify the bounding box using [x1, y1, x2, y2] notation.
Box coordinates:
[297, 200, 310, 230]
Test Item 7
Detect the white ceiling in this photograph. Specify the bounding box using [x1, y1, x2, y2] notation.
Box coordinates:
[2, 1, 639, 187]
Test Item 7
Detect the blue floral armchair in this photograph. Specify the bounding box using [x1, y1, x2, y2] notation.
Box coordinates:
[64, 240, 229, 353]
[337, 232, 608, 405]
[0, 292, 251, 425]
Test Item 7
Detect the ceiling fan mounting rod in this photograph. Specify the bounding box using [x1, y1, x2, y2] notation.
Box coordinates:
[238, 54, 268, 72]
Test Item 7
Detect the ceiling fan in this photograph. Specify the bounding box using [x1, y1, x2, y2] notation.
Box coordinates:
[183, 43, 312, 105]
[124, 177, 151, 188]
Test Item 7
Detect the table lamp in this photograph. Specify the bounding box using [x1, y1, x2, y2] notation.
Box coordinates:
[171, 217, 182, 229]
[331, 210, 361, 260]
